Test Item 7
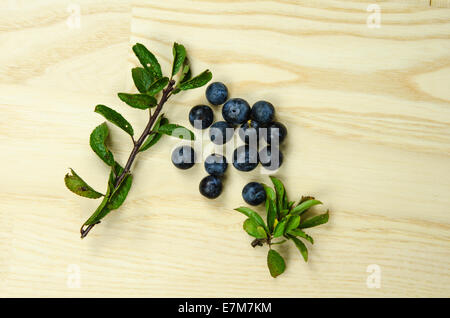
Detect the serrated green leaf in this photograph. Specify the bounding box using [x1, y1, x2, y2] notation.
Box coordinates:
[147, 77, 169, 96]
[243, 218, 267, 239]
[178, 69, 212, 91]
[64, 169, 103, 199]
[269, 176, 285, 213]
[172, 42, 187, 76]
[90, 122, 114, 166]
[291, 199, 322, 216]
[272, 219, 287, 238]
[139, 117, 168, 152]
[285, 215, 301, 233]
[289, 235, 308, 262]
[288, 229, 314, 244]
[106, 174, 132, 210]
[118, 93, 157, 110]
[132, 43, 162, 79]
[298, 211, 329, 229]
[131, 67, 153, 93]
[262, 184, 277, 232]
[157, 123, 195, 140]
[94, 105, 134, 136]
[267, 249, 286, 278]
[235, 207, 268, 233]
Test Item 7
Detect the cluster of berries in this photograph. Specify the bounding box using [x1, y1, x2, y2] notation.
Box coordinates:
[171, 82, 287, 201]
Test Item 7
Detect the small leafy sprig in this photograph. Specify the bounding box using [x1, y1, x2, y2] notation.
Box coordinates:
[235, 176, 329, 278]
[64, 42, 212, 238]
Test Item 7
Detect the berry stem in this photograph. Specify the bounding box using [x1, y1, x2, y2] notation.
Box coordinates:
[80, 79, 176, 239]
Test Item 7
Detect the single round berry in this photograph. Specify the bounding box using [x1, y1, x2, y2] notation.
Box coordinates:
[238, 120, 260, 145]
[232, 145, 259, 172]
[189, 105, 214, 129]
[263, 122, 287, 145]
[209, 121, 234, 145]
[204, 154, 228, 176]
[171, 145, 196, 169]
[259, 146, 283, 170]
[206, 82, 228, 106]
[242, 182, 266, 206]
[222, 98, 251, 125]
[199, 175, 223, 199]
[251, 101, 275, 125]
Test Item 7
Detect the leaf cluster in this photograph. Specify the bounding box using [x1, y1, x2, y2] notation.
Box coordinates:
[235, 176, 329, 278]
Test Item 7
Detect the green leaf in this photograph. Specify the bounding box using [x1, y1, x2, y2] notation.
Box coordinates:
[267, 249, 286, 278]
[118, 93, 157, 110]
[289, 235, 308, 262]
[280, 209, 289, 218]
[83, 170, 115, 225]
[269, 176, 285, 213]
[178, 69, 212, 91]
[113, 161, 124, 178]
[272, 219, 287, 238]
[132, 43, 162, 79]
[235, 207, 268, 233]
[171, 42, 187, 76]
[106, 174, 133, 210]
[288, 229, 314, 244]
[94, 105, 134, 136]
[288, 201, 295, 210]
[90, 122, 114, 166]
[156, 123, 195, 140]
[147, 77, 169, 96]
[243, 218, 267, 239]
[262, 184, 277, 232]
[64, 169, 103, 199]
[131, 67, 153, 93]
[291, 199, 322, 216]
[298, 211, 329, 229]
[285, 215, 301, 233]
[180, 60, 191, 83]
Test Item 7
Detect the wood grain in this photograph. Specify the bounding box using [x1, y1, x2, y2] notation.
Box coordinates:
[0, 0, 449, 297]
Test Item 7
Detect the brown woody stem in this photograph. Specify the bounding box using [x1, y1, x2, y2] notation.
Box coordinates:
[80, 80, 176, 239]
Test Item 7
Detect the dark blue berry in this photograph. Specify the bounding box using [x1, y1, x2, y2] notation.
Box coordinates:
[199, 175, 223, 199]
[209, 121, 234, 145]
[242, 182, 266, 206]
[251, 101, 275, 125]
[222, 98, 251, 125]
[189, 105, 214, 129]
[232, 145, 259, 172]
[171, 145, 196, 169]
[238, 120, 260, 145]
[259, 145, 283, 170]
[204, 154, 228, 176]
[263, 122, 287, 145]
[206, 82, 228, 105]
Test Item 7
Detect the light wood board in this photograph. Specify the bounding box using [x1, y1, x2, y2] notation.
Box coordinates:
[0, 0, 449, 297]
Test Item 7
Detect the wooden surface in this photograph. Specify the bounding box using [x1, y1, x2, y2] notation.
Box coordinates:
[0, 0, 449, 297]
